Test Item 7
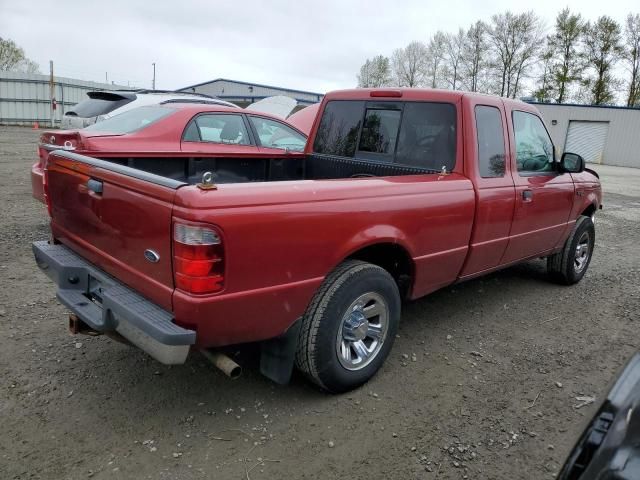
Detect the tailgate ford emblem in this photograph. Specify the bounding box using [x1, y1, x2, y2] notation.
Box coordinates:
[144, 249, 160, 263]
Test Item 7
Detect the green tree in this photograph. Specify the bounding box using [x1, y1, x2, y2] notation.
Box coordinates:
[623, 13, 640, 107]
[357, 55, 392, 88]
[0, 37, 40, 73]
[533, 42, 556, 102]
[548, 8, 585, 103]
[583, 16, 623, 105]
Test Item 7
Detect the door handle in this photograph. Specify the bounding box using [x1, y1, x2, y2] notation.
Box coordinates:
[522, 189, 533, 202]
[87, 179, 103, 195]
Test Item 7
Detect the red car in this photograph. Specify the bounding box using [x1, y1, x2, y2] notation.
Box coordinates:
[31, 102, 309, 202]
[33, 88, 601, 392]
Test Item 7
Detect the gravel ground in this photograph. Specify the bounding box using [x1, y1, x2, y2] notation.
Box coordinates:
[0, 125, 638, 480]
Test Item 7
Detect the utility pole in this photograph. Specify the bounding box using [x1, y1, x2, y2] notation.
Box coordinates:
[49, 60, 54, 128]
[152, 62, 156, 90]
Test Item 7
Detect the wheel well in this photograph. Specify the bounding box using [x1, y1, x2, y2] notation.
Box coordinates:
[347, 243, 414, 299]
[581, 204, 596, 218]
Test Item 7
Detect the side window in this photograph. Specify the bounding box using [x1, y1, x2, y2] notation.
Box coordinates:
[475, 106, 506, 178]
[512, 111, 555, 174]
[395, 102, 456, 171]
[248, 116, 306, 152]
[313, 100, 364, 157]
[184, 114, 250, 145]
[357, 109, 401, 156]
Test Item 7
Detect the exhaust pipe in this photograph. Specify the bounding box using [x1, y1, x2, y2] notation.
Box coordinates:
[68, 314, 102, 336]
[201, 349, 242, 379]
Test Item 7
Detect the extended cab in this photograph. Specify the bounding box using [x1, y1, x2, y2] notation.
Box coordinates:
[33, 89, 602, 392]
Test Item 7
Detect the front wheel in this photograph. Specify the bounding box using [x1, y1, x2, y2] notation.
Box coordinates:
[547, 215, 595, 285]
[295, 260, 400, 393]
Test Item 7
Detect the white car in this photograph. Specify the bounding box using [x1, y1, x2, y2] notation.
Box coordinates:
[61, 90, 237, 129]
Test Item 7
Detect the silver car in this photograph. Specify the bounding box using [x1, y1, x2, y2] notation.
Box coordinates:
[61, 89, 236, 129]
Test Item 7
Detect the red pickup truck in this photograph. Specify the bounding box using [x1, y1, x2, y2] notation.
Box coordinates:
[33, 88, 601, 392]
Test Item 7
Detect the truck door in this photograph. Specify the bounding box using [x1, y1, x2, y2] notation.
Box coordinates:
[459, 96, 516, 277]
[500, 106, 575, 263]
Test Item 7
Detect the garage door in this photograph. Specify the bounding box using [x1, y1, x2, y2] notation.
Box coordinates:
[564, 121, 609, 164]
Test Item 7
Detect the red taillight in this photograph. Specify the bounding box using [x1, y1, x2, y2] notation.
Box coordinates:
[43, 167, 52, 217]
[173, 222, 225, 294]
[39, 132, 82, 151]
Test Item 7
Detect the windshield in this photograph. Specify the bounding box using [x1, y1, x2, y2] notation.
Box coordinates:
[83, 106, 175, 134]
[67, 93, 133, 118]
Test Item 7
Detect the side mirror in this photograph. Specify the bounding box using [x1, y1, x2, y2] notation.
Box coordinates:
[560, 152, 585, 173]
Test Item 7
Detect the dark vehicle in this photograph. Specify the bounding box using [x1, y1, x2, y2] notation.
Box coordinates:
[561, 353, 640, 479]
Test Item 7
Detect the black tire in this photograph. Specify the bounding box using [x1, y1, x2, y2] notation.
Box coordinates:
[547, 215, 595, 285]
[295, 260, 401, 393]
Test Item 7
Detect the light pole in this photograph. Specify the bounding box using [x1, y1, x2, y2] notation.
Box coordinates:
[152, 62, 156, 90]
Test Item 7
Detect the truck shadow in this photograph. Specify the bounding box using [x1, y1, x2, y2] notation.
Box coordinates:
[56, 257, 562, 435]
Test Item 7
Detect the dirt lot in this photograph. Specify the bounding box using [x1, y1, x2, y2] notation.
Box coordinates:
[0, 125, 638, 480]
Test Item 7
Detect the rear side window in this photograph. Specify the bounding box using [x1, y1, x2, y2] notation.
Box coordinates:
[475, 106, 506, 177]
[184, 114, 250, 145]
[248, 116, 306, 151]
[83, 106, 174, 134]
[313, 101, 364, 157]
[67, 95, 133, 118]
[395, 103, 456, 171]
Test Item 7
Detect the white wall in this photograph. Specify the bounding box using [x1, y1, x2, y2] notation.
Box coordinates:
[0, 71, 129, 126]
[533, 103, 640, 169]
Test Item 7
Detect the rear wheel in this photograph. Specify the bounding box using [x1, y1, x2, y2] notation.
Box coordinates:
[547, 215, 595, 285]
[295, 260, 400, 393]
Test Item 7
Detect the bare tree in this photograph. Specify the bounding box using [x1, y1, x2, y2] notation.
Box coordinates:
[548, 8, 585, 103]
[460, 21, 489, 92]
[443, 29, 466, 90]
[623, 13, 640, 107]
[357, 55, 392, 88]
[426, 32, 447, 88]
[391, 41, 429, 87]
[488, 11, 543, 98]
[583, 16, 623, 105]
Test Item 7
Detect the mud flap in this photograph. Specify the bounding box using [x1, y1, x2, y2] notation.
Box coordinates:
[260, 319, 301, 385]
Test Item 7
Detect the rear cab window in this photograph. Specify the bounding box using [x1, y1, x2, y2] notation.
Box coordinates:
[313, 100, 457, 172]
[83, 106, 175, 134]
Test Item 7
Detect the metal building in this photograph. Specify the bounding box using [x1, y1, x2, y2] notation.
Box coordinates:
[530, 102, 640, 168]
[0, 71, 128, 126]
[178, 78, 323, 109]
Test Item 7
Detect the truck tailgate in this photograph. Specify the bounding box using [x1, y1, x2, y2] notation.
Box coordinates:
[45, 151, 186, 310]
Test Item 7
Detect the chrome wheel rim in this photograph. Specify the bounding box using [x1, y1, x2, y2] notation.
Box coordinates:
[574, 231, 591, 274]
[336, 292, 389, 371]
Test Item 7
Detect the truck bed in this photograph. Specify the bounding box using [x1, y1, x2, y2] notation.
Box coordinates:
[96, 153, 439, 185]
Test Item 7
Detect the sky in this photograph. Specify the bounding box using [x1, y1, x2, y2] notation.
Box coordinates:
[1, 0, 638, 94]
